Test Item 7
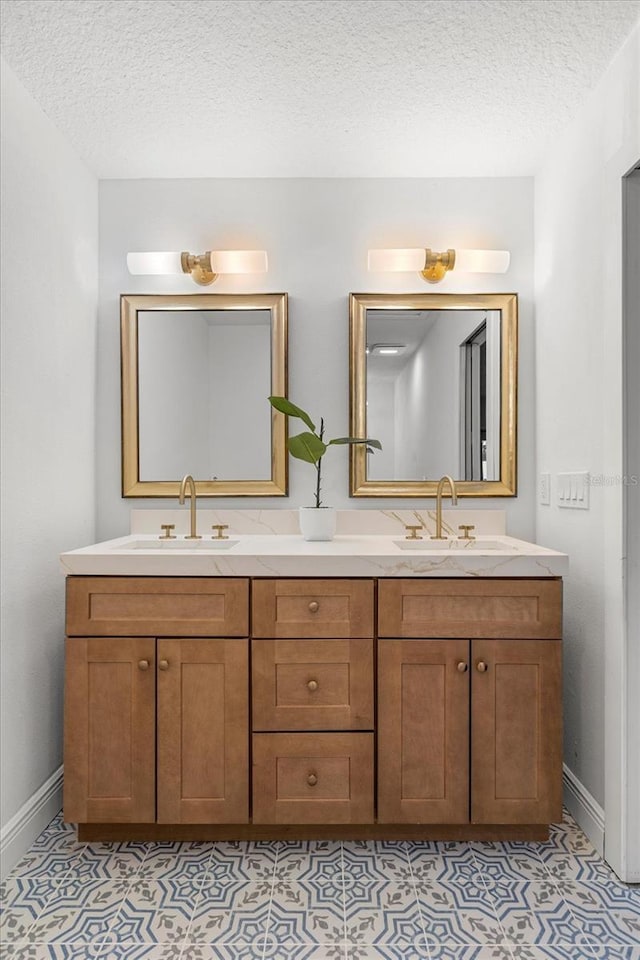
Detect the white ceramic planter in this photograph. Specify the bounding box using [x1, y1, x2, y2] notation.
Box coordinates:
[298, 506, 337, 541]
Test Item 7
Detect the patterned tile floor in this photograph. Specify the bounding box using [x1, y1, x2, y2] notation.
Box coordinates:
[1, 810, 638, 960]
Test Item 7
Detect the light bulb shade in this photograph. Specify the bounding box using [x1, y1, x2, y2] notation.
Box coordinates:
[126, 252, 183, 275]
[368, 248, 426, 272]
[368, 246, 510, 276]
[454, 249, 510, 273]
[209, 250, 268, 274]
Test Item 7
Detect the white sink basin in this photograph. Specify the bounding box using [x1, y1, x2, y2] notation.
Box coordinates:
[114, 538, 240, 551]
[394, 538, 518, 552]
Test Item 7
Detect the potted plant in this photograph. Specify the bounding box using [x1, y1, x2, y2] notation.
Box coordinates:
[269, 396, 381, 540]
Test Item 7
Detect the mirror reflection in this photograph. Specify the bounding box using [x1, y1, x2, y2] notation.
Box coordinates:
[349, 293, 517, 498]
[121, 293, 288, 497]
[138, 310, 272, 481]
[366, 309, 501, 482]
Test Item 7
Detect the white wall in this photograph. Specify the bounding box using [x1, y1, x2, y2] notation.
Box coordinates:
[208, 323, 272, 480]
[0, 59, 98, 876]
[535, 26, 639, 875]
[98, 177, 535, 540]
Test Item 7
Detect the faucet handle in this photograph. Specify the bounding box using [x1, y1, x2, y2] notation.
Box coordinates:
[404, 524, 424, 540]
[458, 524, 476, 540]
[159, 524, 176, 540]
[211, 524, 229, 540]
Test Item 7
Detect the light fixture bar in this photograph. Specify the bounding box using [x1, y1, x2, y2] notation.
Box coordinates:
[368, 246, 510, 283]
[127, 249, 268, 285]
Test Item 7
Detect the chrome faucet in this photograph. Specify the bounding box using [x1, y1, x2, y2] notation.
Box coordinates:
[179, 474, 201, 540]
[430, 474, 458, 540]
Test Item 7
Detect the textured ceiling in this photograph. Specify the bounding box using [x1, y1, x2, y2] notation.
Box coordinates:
[1, 0, 638, 178]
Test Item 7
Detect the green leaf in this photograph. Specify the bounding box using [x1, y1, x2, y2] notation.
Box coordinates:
[329, 437, 382, 450]
[287, 431, 327, 464]
[268, 396, 315, 432]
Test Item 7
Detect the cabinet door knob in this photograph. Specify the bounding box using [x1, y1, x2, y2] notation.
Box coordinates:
[138, 659, 150, 671]
[307, 773, 318, 786]
[476, 660, 488, 673]
[307, 679, 319, 692]
[308, 601, 319, 613]
[159, 659, 169, 671]
[456, 661, 468, 673]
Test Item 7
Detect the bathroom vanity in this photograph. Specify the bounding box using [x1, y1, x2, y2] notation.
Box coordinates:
[61, 512, 567, 842]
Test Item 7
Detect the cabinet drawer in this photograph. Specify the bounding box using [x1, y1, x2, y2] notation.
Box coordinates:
[378, 579, 562, 639]
[252, 579, 374, 638]
[252, 733, 374, 823]
[66, 577, 249, 637]
[252, 639, 374, 731]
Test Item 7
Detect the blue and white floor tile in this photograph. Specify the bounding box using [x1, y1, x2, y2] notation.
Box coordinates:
[342, 844, 412, 886]
[274, 842, 343, 885]
[344, 881, 423, 946]
[408, 843, 484, 886]
[1, 810, 639, 960]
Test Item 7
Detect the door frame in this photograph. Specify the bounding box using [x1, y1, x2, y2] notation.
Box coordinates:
[605, 163, 640, 883]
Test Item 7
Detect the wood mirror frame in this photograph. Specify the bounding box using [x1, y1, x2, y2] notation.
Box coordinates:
[349, 292, 518, 498]
[121, 293, 288, 497]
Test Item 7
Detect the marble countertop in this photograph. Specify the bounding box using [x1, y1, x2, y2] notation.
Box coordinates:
[60, 531, 568, 578]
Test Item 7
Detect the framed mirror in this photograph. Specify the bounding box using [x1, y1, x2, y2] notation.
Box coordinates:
[349, 293, 517, 497]
[121, 293, 288, 497]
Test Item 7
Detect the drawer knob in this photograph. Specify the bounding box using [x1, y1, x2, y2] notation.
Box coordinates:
[307, 679, 319, 692]
[307, 773, 318, 786]
[456, 661, 468, 673]
[308, 601, 319, 613]
[476, 660, 488, 673]
[159, 659, 170, 671]
[138, 659, 150, 671]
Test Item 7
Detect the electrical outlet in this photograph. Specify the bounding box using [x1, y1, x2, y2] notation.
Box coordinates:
[539, 472, 551, 505]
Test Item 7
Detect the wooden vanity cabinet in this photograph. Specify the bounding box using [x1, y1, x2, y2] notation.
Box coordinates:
[377, 579, 563, 828]
[64, 574, 563, 839]
[64, 578, 249, 826]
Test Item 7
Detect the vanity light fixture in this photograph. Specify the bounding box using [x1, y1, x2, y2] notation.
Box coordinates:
[367, 247, 510, 284]
[126, 249, 268, 286]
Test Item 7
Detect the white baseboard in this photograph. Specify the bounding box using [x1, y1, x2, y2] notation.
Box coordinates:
[0, 765, 63, 880]
[563, 762, 605, 856]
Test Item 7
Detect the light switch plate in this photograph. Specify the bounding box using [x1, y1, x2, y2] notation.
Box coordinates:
[539, 473, 551, 505]
[557, 472, 590, 509]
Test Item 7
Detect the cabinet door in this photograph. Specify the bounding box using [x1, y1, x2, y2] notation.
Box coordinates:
[157, 639, 249, 823]
[378, 639, 469, 823]
[471, 639, 563, 824]
[64, 637, 155, 823]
